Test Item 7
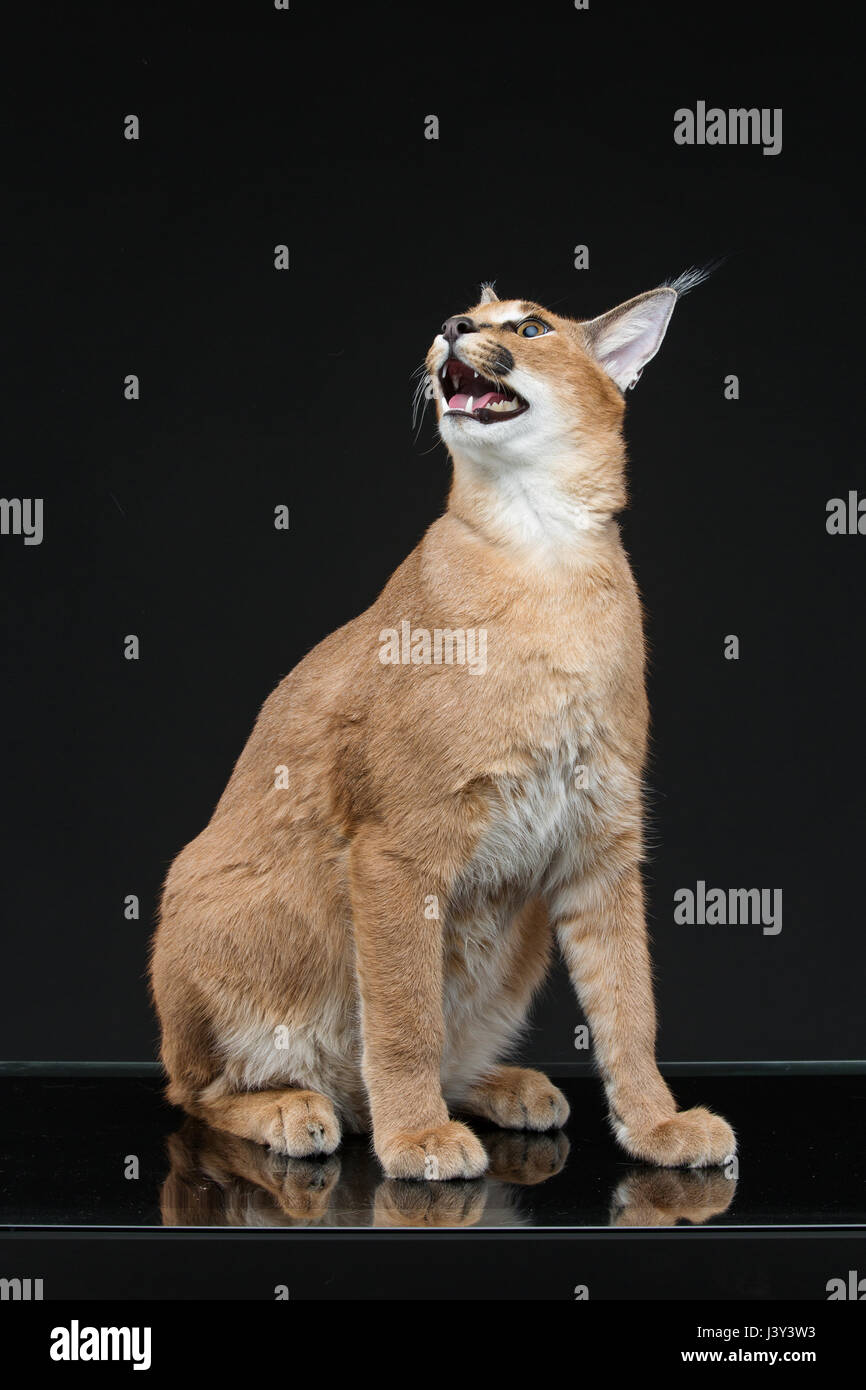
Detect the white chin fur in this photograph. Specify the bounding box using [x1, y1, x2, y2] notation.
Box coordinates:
[440, 408, 527, 426]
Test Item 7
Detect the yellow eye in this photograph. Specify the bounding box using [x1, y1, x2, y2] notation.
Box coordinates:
[516, 319, 548, 338]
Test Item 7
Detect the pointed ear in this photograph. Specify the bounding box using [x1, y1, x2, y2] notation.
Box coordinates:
[478, 282, 499, 305]
[582, 287, 677, 391]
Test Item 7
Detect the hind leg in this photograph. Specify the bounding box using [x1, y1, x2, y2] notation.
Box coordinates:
[461, 1066, 570, 1131]
[152, 942, 344, 1159]
[444, 899, 556, 1118]
[191, 1087, 342, 1158]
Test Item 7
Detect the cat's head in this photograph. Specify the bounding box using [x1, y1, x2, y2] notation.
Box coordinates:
[425, 275, 703, 530]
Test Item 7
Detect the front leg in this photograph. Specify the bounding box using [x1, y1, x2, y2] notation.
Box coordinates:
[553, 863, 736, 1167]
[348, 828, 488, 1181]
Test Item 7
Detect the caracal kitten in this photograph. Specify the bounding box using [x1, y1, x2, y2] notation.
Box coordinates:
[151, 277, 736, 1180]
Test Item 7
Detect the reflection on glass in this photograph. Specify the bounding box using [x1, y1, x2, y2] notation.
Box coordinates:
[609, 1166, 737, 1227]
[160, 1117, 736, 1229]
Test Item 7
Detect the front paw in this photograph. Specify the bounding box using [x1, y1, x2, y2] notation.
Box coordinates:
[377, 1120, 488, 1181]
[617, 1106, 736, 1168]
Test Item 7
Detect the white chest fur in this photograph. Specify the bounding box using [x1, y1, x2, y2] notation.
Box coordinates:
[470, 742, 586, 896]
[454, 715, 639, 916]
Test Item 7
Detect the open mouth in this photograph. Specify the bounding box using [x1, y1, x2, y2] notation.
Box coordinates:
[439, 356, 527, 424]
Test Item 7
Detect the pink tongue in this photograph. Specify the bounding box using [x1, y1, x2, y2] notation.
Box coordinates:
[447, 390, 506, 412]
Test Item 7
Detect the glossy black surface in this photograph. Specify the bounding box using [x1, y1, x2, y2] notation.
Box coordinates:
[1, 1072, 863, 1230]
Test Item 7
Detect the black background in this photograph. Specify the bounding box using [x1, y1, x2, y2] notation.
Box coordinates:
[1, 1, 861, 1065]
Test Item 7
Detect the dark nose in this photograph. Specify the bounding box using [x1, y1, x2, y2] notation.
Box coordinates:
[441, 315, 477, 345]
